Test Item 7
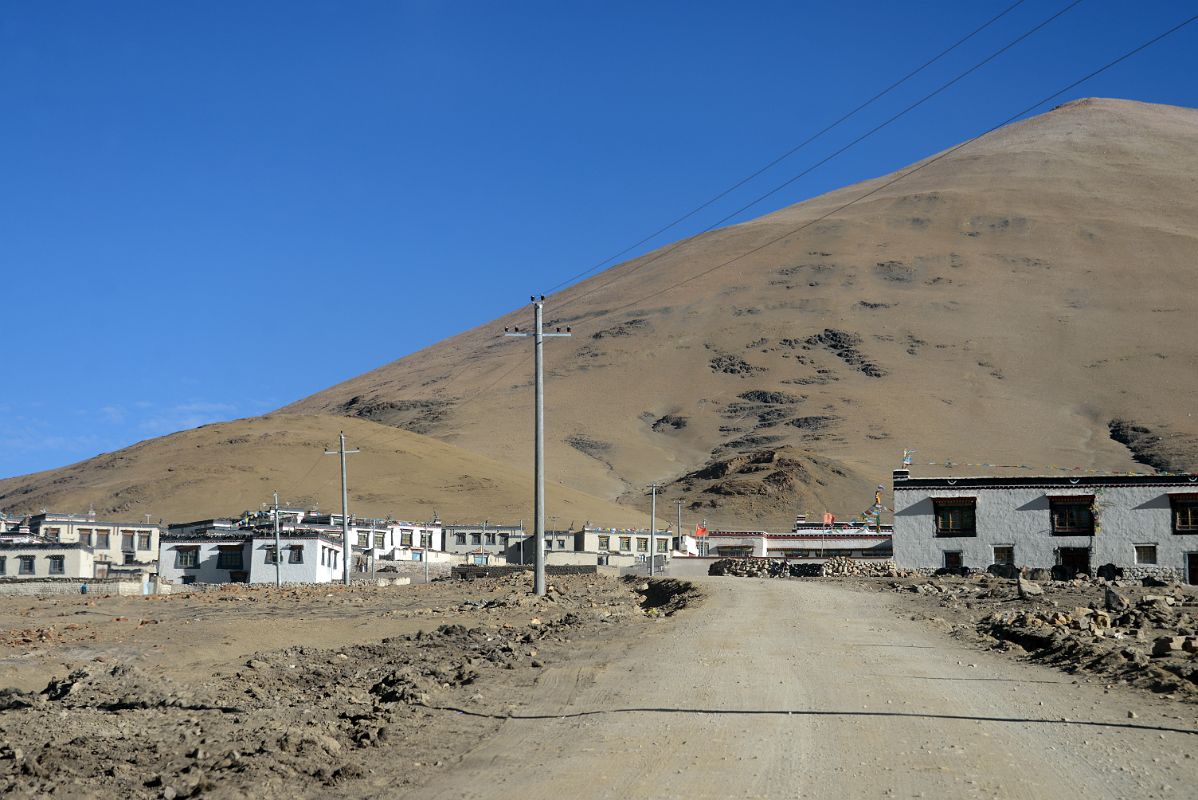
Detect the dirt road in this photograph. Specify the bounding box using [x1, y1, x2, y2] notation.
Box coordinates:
[423, 578, 1197, 800]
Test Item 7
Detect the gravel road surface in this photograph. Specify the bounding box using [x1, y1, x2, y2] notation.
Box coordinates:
[424, 578, 1197, 800]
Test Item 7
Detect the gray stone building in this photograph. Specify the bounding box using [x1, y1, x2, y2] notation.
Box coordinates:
[443, 522, 528, 562]
[892, 469, 1198, 582]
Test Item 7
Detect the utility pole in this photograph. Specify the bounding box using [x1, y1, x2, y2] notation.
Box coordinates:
[273, 491, 282, 588]
[675, 499, 683, 547]
[504, 296, 571, 597]
[324, 432, 360, 586]
[647, 483, 661, 576]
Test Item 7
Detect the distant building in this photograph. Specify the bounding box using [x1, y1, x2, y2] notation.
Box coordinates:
[705, 521, 893, 560]
[444, 522, 528, 563]
[570, 527, 670, 569]
[158, 529, 345, 585]
[0, 542, 95, 580]
[25, 512, 159, 576]
[891, 469, 1198, 582]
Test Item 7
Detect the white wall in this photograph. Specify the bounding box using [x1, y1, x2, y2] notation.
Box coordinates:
[158, 540, 250, 584]
[893, 482, 1197, 576]
[247, 538, 339, 584]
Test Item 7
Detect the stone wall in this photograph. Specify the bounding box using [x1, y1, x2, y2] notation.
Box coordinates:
[0, 579, 146, 597]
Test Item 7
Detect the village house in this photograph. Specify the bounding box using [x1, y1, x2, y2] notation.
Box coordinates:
[443, 522, 528, 563]
[0, 541, 95, 580]
[25, 512, 159, 576]
[891, 469, 1198, 583]
[571, 526, 670, 568]
[706, 516, 893, 560]
[158, 528, 345, 585]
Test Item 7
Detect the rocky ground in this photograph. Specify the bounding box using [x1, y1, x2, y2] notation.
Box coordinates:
[0, 575, 697, 798]
[867, 573, 1198, 701]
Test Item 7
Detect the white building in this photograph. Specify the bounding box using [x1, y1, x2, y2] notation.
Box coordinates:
[706, 522, 892, 560]
[26, 512, 159, 574]
[159, 530, 345, 585]
[247, 531, 346, 584]
[891, 469, 1198, 582]
[0, 542, 95, 580]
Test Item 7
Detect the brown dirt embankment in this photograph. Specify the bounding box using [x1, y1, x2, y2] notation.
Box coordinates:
[0, 575, 698, 798]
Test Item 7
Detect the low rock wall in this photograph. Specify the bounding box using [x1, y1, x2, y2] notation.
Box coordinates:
[0, 579, 147, 597]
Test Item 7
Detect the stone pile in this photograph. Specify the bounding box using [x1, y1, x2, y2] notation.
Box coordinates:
[897, 572, 1198, 696]
[708, 557, 904, 579]
[820, 557, 902, 578]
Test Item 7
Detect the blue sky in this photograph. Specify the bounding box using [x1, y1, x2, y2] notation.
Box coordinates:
[2, 1, 1196, 480]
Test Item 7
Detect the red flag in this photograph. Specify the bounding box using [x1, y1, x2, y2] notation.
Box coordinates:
[822, 512, 835, 525]
[694, 524, 707, 538]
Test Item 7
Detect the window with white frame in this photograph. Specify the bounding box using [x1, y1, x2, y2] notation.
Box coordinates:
[1134, 544, 1158, 565]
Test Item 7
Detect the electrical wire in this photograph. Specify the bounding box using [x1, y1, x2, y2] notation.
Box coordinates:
[545, 0, 1029, 294]
[551, 0, 1085, 315]
[590, 11, 1198, 320]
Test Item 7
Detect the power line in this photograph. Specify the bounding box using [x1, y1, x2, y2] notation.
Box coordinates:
[545, 0, 1029, 294]
[551, 0, 1085, 315]
[590, 10, 1198, 319]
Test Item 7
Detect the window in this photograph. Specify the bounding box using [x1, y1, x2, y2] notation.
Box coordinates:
[1171, 496, 1198, 534]
[48, 555, 64, 575]
[598, 536, 610, 550]
[331, 551, 338, 570]
[264, 546, 278, 564]
[656, 539, 669, 554]
[95, 530, 110, 548]
[374, 532, 385, 549]
[217, 547, 243, 570]
[943, 551, 963, 570]
[288, 545, 304, 564]
[1050, 498, 1094, 535]
[320, 547, 327, 566]
[545, 539, 553, 549]
[137, 533, 151, 551]
[175, 547, 199, 568]
[470, 533, 482, 545]
[1134, 544, 1158, 565]
[557, 539, 566, 550]
[400, 530, 413, 547]
[181, 575, 196, 585]
[357, 532, 369, 547]
[992, 546, 1014, 566]
[485, 532, 496, 545]
[121, 531, 135, 551]
[0, 556, 5, 575]
[636, 538, 649, 552]
[619, 537, 632, 552]
[933, 499, 976, 537]
[78, 528, 93, 546]
[420, 532, 432, 547]
[45, 527, 61, 541]
[19, 556, 35, 575]
[455, 533, 466, 545]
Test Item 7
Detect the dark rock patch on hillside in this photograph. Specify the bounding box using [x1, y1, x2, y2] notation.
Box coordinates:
[802, 329, 887, 378]
[337, 397, 454, 435]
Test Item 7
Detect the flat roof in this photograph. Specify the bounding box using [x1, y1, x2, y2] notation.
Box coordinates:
[895, 474, 1198, 490]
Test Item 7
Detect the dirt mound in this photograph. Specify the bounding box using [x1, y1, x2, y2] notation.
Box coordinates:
[888, 574, 1198, 699]
[0, 574, 697, 798]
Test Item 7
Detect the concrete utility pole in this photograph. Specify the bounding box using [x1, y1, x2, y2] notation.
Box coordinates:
[273, 491, 282, 588]
[647, 483, 661, 576]
[504, 296, 571, 597]
[325, 432, 360, 586]
[675, 499, 683, 552]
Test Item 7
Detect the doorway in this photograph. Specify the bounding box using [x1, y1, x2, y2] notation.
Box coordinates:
[1057, 547, 1090, 576]
[1187, 553, 1198, 586]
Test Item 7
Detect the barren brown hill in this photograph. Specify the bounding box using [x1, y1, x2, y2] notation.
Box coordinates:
[0, 414, 644, 527]
[282, 98, 1198, 527]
